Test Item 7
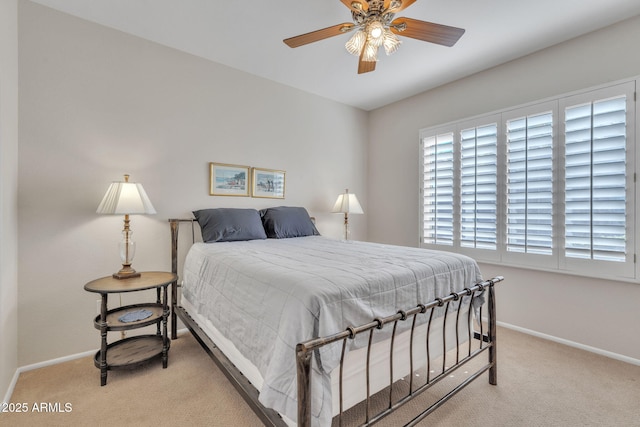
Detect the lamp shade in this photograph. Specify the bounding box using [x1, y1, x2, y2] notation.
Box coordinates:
[97, 176, 156, 215]
[332, 189, 363, 214]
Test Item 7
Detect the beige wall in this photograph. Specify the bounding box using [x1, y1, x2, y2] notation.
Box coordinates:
[0, 0, 19, 400]
[368, 15, 640, 361]
[17, 2, 369, 365]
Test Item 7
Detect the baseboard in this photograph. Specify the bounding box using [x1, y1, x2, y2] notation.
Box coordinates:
[2, 348, 93, 404]
[497, 321, 640, 366]
[2, 328, 191, 403]
[2, 369, 20, 405]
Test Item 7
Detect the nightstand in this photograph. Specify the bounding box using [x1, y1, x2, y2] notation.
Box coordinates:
[84, 271, 177, 386]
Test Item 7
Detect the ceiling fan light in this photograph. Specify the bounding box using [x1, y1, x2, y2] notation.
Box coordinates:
[383, 29, 401, 55]
[362, 42, 378, 62]
[345, 30, 366, 56]
[367, 21, 385, 46]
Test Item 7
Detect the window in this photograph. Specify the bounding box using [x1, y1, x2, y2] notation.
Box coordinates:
[420, 80, 637, 281]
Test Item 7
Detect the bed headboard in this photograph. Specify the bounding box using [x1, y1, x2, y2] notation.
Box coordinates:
[168, 218, 197, 339]
[168, 218, 196, 272]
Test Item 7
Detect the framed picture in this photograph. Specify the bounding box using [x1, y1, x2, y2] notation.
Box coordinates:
[209, 163, 250, 196]
[252, 168, 286, 199]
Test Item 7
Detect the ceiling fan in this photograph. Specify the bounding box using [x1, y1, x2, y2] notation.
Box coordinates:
[283, 0, 465, 74]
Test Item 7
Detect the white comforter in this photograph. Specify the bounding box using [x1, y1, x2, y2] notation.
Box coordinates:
[182, 236, 482, 426]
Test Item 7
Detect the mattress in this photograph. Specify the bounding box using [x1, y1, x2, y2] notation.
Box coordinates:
[181, 236, 482, 426]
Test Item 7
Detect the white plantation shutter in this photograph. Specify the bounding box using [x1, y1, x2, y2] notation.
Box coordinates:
[460, 124, 497, 249]
[420, 79, 636, 281]
[506, 111, 554, 255]
[564, 95, 627, 262]
[422, 132, 454, 245]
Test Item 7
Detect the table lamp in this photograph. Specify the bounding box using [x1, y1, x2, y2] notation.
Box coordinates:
[332, 188, 363, 240]
[97, 174, 156, 279]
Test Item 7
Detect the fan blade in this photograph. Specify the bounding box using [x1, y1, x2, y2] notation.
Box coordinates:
[385, 0, 417, 13]
[390, 17, 465, 47]
[358, 49, 376, 74]
[284, 23, 354, 48]
[341, 0, 368, 13]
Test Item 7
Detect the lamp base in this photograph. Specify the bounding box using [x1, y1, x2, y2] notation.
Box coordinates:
[112, 265, 141, 280]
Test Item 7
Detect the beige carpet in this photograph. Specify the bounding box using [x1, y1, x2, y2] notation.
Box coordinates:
[3, 327, 639, 427]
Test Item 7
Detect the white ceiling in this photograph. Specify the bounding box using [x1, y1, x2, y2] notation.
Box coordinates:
[29, 0, 640, 111]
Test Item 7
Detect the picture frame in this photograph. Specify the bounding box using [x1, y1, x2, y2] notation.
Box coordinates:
[252, 168, 286, 199]
[209, 163, 251, 197]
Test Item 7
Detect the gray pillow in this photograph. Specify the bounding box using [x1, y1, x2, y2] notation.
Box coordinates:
[193, 208, 267, 242]
[260, 206, 320, 239]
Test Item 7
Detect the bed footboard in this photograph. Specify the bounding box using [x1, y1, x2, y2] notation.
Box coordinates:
[296, 276, 503, 427]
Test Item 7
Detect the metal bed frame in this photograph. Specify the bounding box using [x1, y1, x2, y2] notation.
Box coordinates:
[169, 218, 503, 426]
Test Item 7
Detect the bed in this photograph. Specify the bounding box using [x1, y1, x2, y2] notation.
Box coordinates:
[169, 207, 502, 427]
